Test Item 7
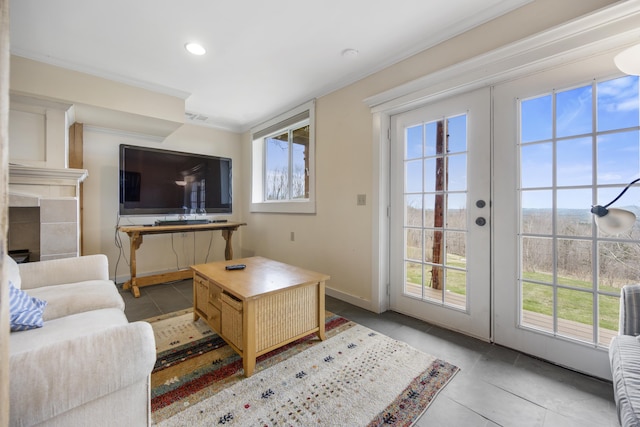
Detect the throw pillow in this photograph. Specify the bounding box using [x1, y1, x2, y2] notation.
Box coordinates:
[9, 281, 47, 332]
[6, 255, 21, 289]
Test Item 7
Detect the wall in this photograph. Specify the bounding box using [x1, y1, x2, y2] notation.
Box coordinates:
[7, 0, 616, 302]
[240, 0, 617, 309]
[83, 124, 242, 282]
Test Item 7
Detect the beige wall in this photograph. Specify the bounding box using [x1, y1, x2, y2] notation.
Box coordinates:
[240, 0, 617, 307]
[83, 124, 242, 282]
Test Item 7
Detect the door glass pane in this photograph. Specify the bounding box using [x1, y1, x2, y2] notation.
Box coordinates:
[521, 190, 552, 235]
[405, 160, 422, 193]
[405, 195, 423, 227]
[446, 193, 466, 230]
[597, 130, 640, 185]
[521, 94, 552, 143]
[425, 120, 441, 156]
[521, 282, 553, 333]
[406, 125, 423, 159]
[445, 268, 466, 309]
[521, 237, 553, 284]
[556, 137, 592, 187]
[598, 241, 640, 291]
[597, 76, 639, 132]
[425, 265, 444, 301]
[556, 239, 591, 287]
[599, 294, 620, 346]
[556, 85, 592, 138]
[521, 143, 552, 188]
[447, 115, 467, 153]
[556, 189, 592, 237]
[405, 261, 422, 298]
[448, 154, 467, 191]
[405, 228, 422, 262]
[557, 288, 593, 342]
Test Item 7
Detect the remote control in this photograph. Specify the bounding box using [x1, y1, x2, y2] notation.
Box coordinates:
[225, 264, 246, 271]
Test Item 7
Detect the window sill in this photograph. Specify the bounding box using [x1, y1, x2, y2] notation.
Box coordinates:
[250, 200, 315, 214]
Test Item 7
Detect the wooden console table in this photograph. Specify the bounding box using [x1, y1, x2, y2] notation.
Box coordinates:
[118, 221, 246, 297]
[192, 256, 329, 377]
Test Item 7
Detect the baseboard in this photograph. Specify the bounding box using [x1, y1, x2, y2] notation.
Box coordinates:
[325, 287, 381, 313]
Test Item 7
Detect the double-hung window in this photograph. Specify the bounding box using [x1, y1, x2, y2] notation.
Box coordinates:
[251, 100, 315, 213]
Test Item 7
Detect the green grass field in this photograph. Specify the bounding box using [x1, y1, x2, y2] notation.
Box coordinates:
[405, 252, 620, 331]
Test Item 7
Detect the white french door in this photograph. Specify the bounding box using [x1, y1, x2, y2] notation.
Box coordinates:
[389, 87, 491, 340]
[492, 53, 635, 380]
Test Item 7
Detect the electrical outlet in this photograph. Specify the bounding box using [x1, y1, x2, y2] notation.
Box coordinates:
[357, 194, 366, 206]
[290, 231, 295, 241]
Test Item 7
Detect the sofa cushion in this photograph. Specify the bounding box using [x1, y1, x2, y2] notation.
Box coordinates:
[9, 281, 46, 332]
[27, 279, 125, 321]
[6, 255, 21, 289]
[9, 309, 156, 427]
[10, 307, 129, 354]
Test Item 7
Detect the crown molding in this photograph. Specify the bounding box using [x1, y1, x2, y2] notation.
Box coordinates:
[365, 0, 640, 113]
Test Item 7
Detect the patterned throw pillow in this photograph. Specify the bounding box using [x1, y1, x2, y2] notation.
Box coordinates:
[9, 281, 47, 332]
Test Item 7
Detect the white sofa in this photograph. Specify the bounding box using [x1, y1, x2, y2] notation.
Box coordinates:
[8, 254, 157, 427]
[610, 284, 640, 427]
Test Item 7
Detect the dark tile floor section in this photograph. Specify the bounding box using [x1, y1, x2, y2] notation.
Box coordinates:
[120, 281, 619, 427]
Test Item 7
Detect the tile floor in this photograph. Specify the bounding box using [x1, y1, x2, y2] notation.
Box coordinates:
[120, 280, 619, 427]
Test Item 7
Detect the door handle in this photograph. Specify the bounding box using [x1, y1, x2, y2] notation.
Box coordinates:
[476, 217, 487, 226]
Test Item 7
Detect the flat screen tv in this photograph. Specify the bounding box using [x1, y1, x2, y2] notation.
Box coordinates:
[119, 144, 232, 216]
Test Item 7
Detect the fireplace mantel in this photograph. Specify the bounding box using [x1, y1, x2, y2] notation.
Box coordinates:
[9, 164, 88, 186]
[8, 165, 88, 261]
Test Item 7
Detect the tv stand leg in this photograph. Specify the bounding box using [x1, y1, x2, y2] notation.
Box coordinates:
[222, 229, 234, 260]
[123, 231, 143, 297]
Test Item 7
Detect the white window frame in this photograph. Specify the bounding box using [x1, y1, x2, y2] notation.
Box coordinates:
[251, 100, 316, 213]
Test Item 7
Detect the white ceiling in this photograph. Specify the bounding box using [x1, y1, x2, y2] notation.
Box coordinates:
[10, 0, 531, 132]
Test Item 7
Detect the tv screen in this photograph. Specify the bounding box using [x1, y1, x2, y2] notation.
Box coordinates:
[119, 145, 232, 216]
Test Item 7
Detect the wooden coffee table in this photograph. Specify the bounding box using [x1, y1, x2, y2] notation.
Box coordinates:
[191, 256, 330, 377]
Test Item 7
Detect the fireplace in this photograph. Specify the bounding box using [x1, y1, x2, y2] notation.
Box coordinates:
[8, 165, 88, 261]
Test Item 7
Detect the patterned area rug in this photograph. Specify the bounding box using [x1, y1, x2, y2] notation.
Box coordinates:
[148, 309, 459, 426]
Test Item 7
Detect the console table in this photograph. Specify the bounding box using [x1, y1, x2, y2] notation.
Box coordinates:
[192, 256, 329, 377]
[118, 221, 246, 297]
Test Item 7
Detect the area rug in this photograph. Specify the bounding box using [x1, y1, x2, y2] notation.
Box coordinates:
[147, 309, 459, 426]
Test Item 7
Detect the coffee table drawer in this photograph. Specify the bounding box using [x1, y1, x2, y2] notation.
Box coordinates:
[209, 282, 222, 309]
[194, 275, 209, 318]
[221, 292, 243, 350]
[208, 303, 221, 333]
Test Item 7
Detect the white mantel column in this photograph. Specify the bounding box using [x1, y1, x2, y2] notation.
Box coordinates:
[8, 165, 88, 260]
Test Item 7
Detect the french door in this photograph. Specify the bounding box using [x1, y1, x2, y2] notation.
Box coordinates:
[389, 87, 491, 340]
[492, 53, 635, 380]
[389, 52, 632, 379]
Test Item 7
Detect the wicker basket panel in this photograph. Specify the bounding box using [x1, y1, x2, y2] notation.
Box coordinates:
[255, 284, 318, 352]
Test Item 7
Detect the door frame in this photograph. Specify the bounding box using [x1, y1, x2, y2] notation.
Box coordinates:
[366, 3, 640, 316]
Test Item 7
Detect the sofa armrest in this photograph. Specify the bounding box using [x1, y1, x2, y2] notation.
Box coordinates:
[10, 321, 156, 427]
[19, 254, 110, 290]
[619, 284, 640, 336]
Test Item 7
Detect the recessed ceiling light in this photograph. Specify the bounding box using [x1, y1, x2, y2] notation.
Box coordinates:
[341, 48, 359, 58]
[185, 42, 206, 56]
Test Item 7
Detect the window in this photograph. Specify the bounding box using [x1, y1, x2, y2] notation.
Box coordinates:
[518, 75, 640, 346]
[251, 100, 315, 213]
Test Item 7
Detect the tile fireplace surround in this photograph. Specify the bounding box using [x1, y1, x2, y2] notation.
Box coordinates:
[8, 165, 88, 261]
